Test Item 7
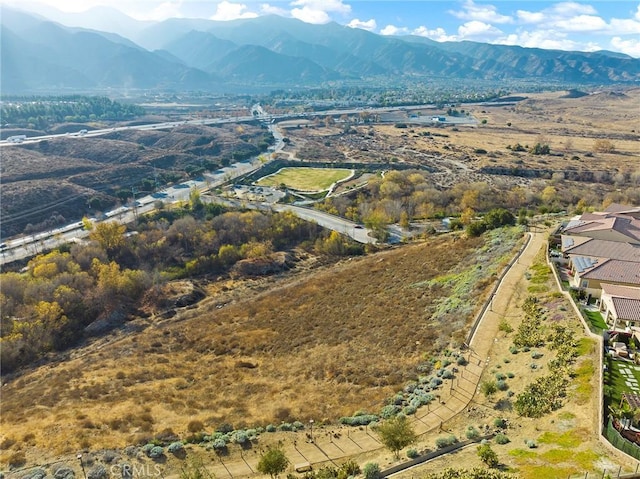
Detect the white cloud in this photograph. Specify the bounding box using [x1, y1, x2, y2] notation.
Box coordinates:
[412, 26, 455, 41]
[145, 1, 183, 21]
[611, 36, 640, 57]
[551, 2, 597, 16]
[291, 6, 330, 24]
[210, 1, 257, 21]
[516, 10, 545, 24]
[636, 4, 640, 21]
[260, 3, 289, 16]
[450, 0, 512, 24]
[498, 30, 601, 53]
[380, 24, 409, 36]
[289, 0, 351, 24]
[555, 14, 608, 32]
[347, 18, 377, 31]
[609, 17, 640, 35]
[457, 20, 503, 39]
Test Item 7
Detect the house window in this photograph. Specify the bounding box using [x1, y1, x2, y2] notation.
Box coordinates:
[581, 280, 588, 288]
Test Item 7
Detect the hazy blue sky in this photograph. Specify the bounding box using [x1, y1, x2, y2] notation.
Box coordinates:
[4, 1, 640, 56]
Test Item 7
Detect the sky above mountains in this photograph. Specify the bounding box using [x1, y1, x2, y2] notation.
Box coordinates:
[3, 0, 640, 57]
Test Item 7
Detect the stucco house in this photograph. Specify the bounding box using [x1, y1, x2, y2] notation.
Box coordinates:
[600, 283, 640, 330]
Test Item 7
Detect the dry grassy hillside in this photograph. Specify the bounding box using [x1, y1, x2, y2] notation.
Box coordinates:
[0, 228, 523, 465]
[0, 123, 269, 238]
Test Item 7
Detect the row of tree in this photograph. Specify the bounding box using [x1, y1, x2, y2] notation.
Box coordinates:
[1, 201, 363, 373]
[1, 96, 145, 130]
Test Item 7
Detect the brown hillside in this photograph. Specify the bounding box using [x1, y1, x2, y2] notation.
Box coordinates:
[0, 230, 521, 463]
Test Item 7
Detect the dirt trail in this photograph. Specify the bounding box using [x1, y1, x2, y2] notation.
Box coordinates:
[196, 230, 546, 478]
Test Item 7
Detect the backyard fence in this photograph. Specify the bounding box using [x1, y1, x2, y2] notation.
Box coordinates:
[605, 416, 640, 461]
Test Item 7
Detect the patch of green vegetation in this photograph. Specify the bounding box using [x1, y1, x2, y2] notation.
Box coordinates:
[576, 337, 594, 356]
[573, 360, 594, 405]
[557, 411, 575, 420]
[540, 449, 598, 469]
[257, 167, 352, 191]
[508, 449, 537, 459]
[527, 284, 549, 293]
[516, 465, 577, 479]
[583, 309, 606, 333]
[537, 431, 583, 448]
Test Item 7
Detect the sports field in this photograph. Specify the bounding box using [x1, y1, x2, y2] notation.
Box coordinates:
[256, 167, 352, 191]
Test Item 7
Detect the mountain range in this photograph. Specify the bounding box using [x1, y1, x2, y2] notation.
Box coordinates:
[2, 5, 639, 94]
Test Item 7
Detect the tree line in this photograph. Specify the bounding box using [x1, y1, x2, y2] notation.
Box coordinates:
[0, 200, 363, 374]
[1, 96, 145, 130]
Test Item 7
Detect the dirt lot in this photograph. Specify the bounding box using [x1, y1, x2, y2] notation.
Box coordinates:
[282, 88, 640, 190]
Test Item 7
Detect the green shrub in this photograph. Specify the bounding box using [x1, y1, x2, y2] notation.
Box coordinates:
[363, 463, 381, 479]
[265, 424, 276, 432]
[435, 434, 458, 449]
[496, 380, 509, 391]
[493, 418, 506, 429]
[406, 448, 419, 459]
[525, 439, 537, 448]
[167, 442, 184, 454]
[531, 351, 543, 359]
[495, 433, 510, 445]
[465, 426, 480, 439]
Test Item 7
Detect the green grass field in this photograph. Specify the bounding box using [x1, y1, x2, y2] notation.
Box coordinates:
[257, 167, 352, 191]
[583, 309, 607, 333]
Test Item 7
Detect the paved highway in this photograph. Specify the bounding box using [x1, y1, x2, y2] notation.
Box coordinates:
[0, 101, 458, 147]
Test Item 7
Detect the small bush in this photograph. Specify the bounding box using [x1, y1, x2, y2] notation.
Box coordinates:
[465, 426, 480, 439]
[503, 358, 510, 364]
[456, 356, 468, 366]
[168, 442, 184, 454]
[187, 420, 204, 433]
[53, 466, 75, 479]
[363, 463, 381, 479]
[265, 424, 276, 432]
[496, 380, 509, 391]
[23, 468, 47, 479]
[442, 369, 454, 379]
[149, 446, 164, 459]
[530, 363, 538, 370]
[525, 439, 537, 448]
[406, 448, 419, 459]
[234, 431, 249, 445]
[292, 421, 304, 431]
[495, 433, 510, 444]
[380, 405, 401, 419]
[87, 466, 107, 479]
[212, 438, 227, 450]
[495, 372, 506, 381]
[340, 459, 360, 477]
[509, 346, 519, 354]
[430, 377, 443, 388]
[279, 422, 293, 431]
[435, 435, 458, 449]
[531, 351, 543, 359]
[493, 418, 507, 428]
[507, 372, 515, 378]
[403, 405, 417, 416]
